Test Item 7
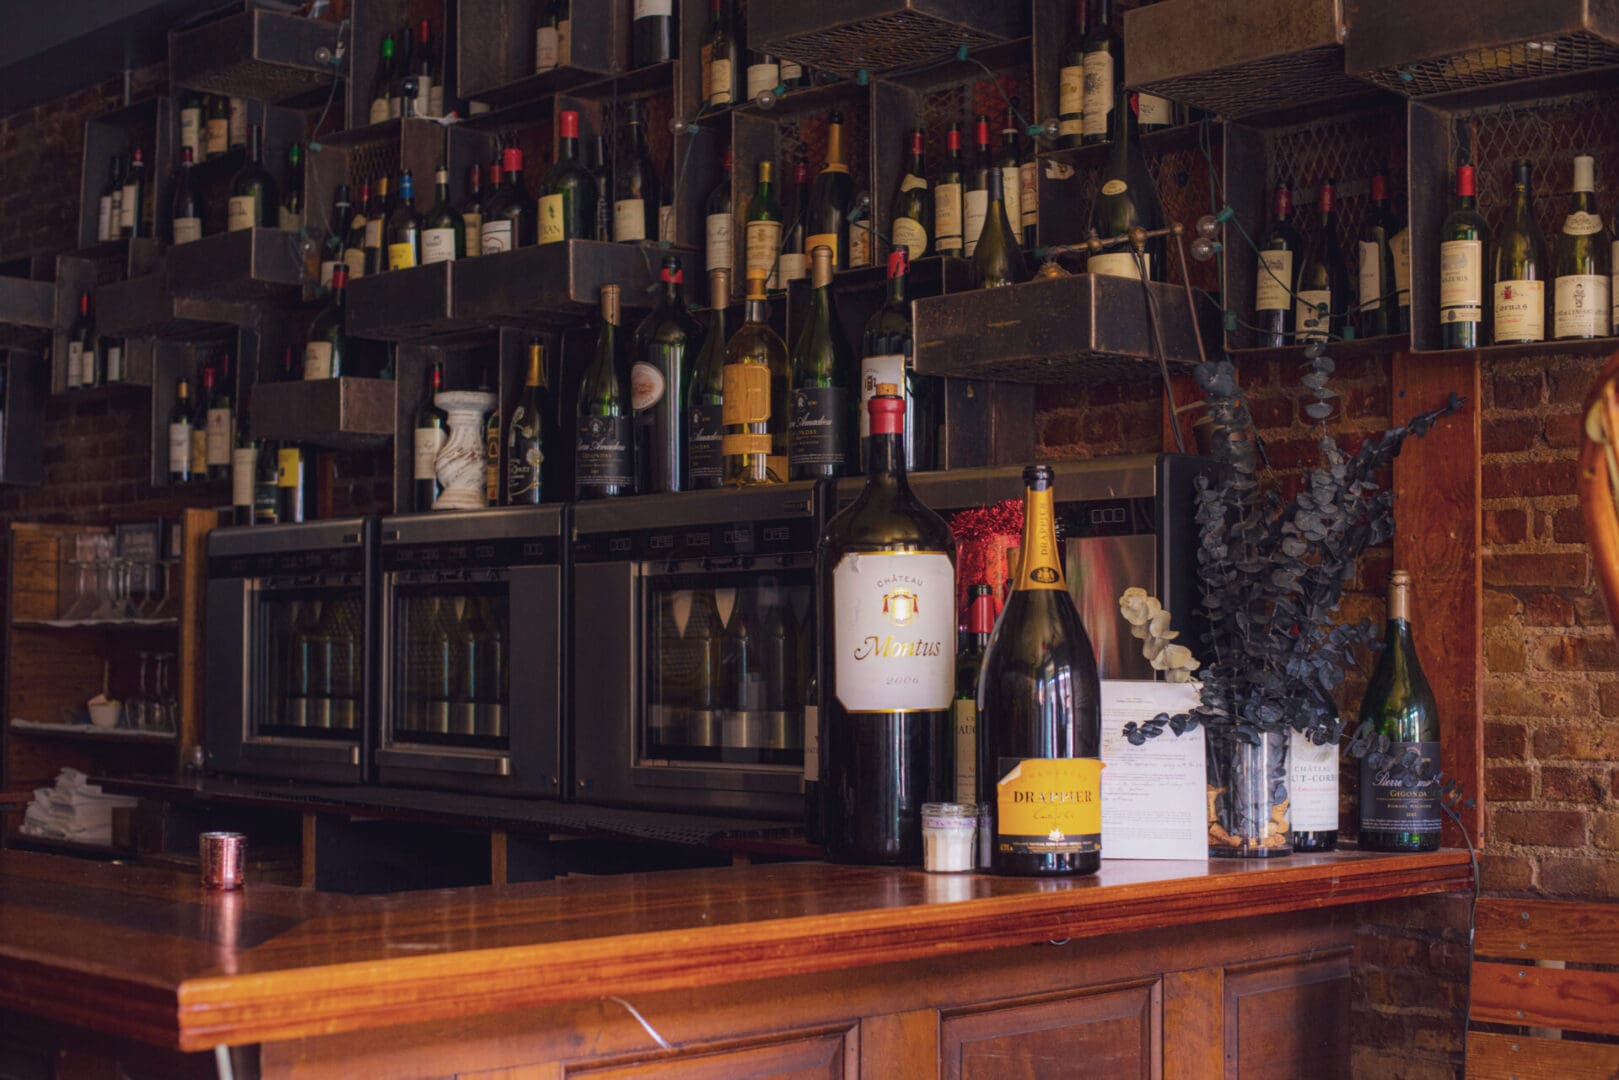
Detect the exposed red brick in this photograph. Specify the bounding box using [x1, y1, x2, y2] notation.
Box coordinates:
[1479, 853, 1534, 892]
[1484, 552, 1589, 587]
[1483, 720, 1528, 758]
[1533, 721, 1619, 761]
[1484, 764, 1533, 801]
[1483, 507, 1528, 545]
[1481, 416, 1542, 454]
[1491, 807, 1585, 846]
[1523, 591, 1576, 626]
[1544, 411, 1584, 449]
[1551, 506, 1587, 544]
[1490, 370, 1544, 410]
[1482, 459, 1579, 500]
[1529, 632, 1619, 672]
[1484, 677, 1595, 717]
[1541, 764, 1612, 804]
[1538, 855, 1619, 897]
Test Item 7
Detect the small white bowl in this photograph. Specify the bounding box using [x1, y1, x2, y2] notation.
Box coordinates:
[88, 701, 122, 730]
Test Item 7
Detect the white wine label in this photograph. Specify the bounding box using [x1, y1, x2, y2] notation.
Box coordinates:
[205, 118, 229, 156]
[635, 0, 673, 15]
[1100, 179, 1126, 197]
[227, 195, 256, 232]
[832, 551, 956, 713]
[1088, 251, 1148, 280]
[1059, 65, 1084, 124]
[631, 361, 666, 411]
[1494, 279, 1545, 341]
[1555, 274, 1609, 338]
[935, 182, 963, 246]
[1288, 728, 1339, 832]
[66, 343, 82, 388]
[414, 426, 444, 480]
[1137, 93, 1173, 126]
[422, 227, 457, 264]
[172, 217, 202, 245]
[1295, 288, 1332, 343]
[388, 241, 417, 271]
[614, 199, 647, 242]
[892, 216, 927, 261]
[860, 354, 906, 439]
[180, 108, 201, 155]
[480, 219, 514, 255]
[120, 183, 137, 230]
[708, 59, 733, 105]
[279, 206, 302, 233]
[706, 212, 733, 271]
[1000, 165, 1022, 233]
[462, 210, 482, 254]
[343, 247, 366, 279]
[962, 188, 988, 256]
[745, 220, 781, 285]
[231, 447, 257, 506]
[363, 219, 383, 249]
[303, 341, 334, 380]
[168, 423, 191, 474]
[1391, 228, 1411, 307]
[206, 408, 232, 467]
[1564, 211, 1605, 237]
[1019, 161, 1039, 229]
[849, 223, 872, 268]
[539, 193, 566, 244]
[97, 196, 112, 242]
[746, 62, 780, 100]
[778, 251, 805, 283]
[1439, 239, 1483, 322]
[954, 698, 977, 804]
[1081, 50, 1115, 137]
[369, 96, 390, 125]
[535, 27, 560, 70]
[1358, 240, 1383, 312]
[900, 174, 927, 193]
[1256, 249, 1293, 312]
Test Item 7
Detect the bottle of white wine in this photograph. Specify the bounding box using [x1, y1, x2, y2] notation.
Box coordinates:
[977, 465, 1102, 876]
[1554, 154, 1611, 341]
[1357, 570, 1441, 852]
[1492, 159, 1545, 346]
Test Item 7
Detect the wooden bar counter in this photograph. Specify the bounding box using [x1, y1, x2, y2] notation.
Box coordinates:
[0, 847, 1471, 1078]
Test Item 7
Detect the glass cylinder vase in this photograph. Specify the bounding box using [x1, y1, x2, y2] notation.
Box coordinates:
[1207, 730, 1292, 857]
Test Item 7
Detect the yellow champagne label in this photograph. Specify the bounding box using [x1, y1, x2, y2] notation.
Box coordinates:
[721, 363, 770, 425]
[996, 758, 1102, 855]
[1255, 249, 1293, 312]
[539, 193, 565, 244]
[387, 241, 417, 271]
[1019, 487, 1065, 590]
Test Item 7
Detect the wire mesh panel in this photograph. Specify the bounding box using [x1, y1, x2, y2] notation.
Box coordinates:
[753, 1, 1028, 77]
[1359, 34, 1619, 98]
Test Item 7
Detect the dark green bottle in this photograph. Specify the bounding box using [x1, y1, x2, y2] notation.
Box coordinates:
[420, 162, 465, 264]
[633, 255, 701, 493]
[972, 168, 1026, 289]
[386, 170, 422, 270]
[506, 342, 548, 505]
[227, 125, 279, 231]
[1440, 165, 1488, 348]
[575, 285, 634, 498]
[686, 268, 729, 490]
[304, 265, 348, 378]
[789, 245, 852, 480]
[539, 109, 596, 244]
[1357, 571, 1442, 852]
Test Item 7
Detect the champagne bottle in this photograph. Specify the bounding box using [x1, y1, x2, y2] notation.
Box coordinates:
[934, 124, 965, 258]
[576, 285, 634, 498]
[414, 361, 446, 511]
[168, 377, 194, 484]
[1357, 570, 1441, 852]
[1493, 159, 1546, 346]
[978, 465, 1102, 876]
[861, 250, 938, 472]
[819, 383, 956, 865]
[1057, 0, 1087, 149]
[633, 255, 701, 493]
[507, 342, 548, 505]
[1082, 0, 1119, 145]
[1087, 94, 1162, 280]
[789, 245, 852, 480]
[228, 126, 279, 231]
[421, 163, 464, 264]
[1356, 172, 1399, 340]
[806, 111, 854, 269]
[954, 584, 996, 805]
[722, 275, 789, 485]
[1555, 154, 1612, 341]
[889, 128, 930, 262]
[1255, 181, 1300, 347]
[386, 170, 422, 270]
[972, 168, 1026, 289]
[540, 110, 596, 245]
[1440, 164, 1489, 348]
[706, 149, 734, 275]
[686, 269, 729, 490]
[304, 266, 349, 378]
[1293, 179, 1347, 345]
[744, 161, 782, 290]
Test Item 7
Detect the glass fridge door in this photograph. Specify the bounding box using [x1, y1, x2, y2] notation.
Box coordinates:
[253, 588, 365, 740]
[392, 583, 511, 749]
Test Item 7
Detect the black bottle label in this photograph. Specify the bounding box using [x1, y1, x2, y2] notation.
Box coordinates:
[687, 404, 724, 483]
[1359, 739, 1442, 833]
[789, 386, 848, 468]
[575, 416, 633, 488]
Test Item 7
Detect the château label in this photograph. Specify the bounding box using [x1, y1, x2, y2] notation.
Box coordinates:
[860, 354, 905, 440]
[1137, 93, 1173, 127]
[387, 241, 417, 271]
[708, 59, 733, 106]
[231, 447, 257, 507]
[630, 361, 666, 411]
[1058, 65, 1084, 134]
[173, 217, 202, 244]
[788, 386, 847, 467]
[414, 426, 444, 480]
[635, 0, 673, 15]
[1391, 228, 1411, 308]
[538, 194, 566, 244]
[1358, 240, 1383, 312]
[615, 199, 647, 242]
[962, 188, 988, 256]
[781, 60, 802, 82]
[303, 341, 334, 380]
[1493, 279, 1545, 342]
[180, 108, 201, 157]
[120, 182, 137, 231]
[462, 211, 481, 254]
[206, 407, 232, 467]
[687, 404, 724, 483]
[1438, 239, 1483, 324]
[746, 62, 779, 100]
[535, 26, 560, 70]
[659, 204, 674, 245]
[1294, 288, 1332, 343]
[414, 75, 432, 117]
[205, 118, 228, 156]
[1554, 274, 1609, 338]
[954, 699, 977, 803]
[1088, 251, 1148, 280]
[1020, 162, 1039, 229]
[105, 344, 122, 383]
[892, 216, 927, 261]
[422, 227, 456, 264]
[1000, 166, 1023, 234]
[480, 219, 514, 255]
[227, 195, 256, 232]
[1358, 739, 1441, 833]
[97, 196, 112, 243]
[1081, 51, 1114, 137]
[849, 224, 871, 269]
[831, 551, 955, 712]
[1288, 728, 1339, 832]
[995, 757, 1102, 856]
[745, 220, 781, 286]
[934, 182, 963, 250]
[706, 212, 733, 271]
[79, 346, 97, 386]
[1255, 250, 1293, 311]
[575, 416, 633, 487]
[167, 422, 191, 474]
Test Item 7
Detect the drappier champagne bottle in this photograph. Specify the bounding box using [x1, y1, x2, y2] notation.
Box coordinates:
[819, 383, 956, 864]
[977, 465, 1102, 876]
[1357, 570, 1442, 851]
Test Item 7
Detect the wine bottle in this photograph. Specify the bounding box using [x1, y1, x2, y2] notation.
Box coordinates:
[633, 0, 675, 67]
[1357, 570, 1441, 852]
[167, 377, 193, 483]
[806, 111, 854, 269]
[412, 19, 435, 117]
[1390, 207, 1412, 334]
[120, 147, 146, 238]
[1440, 164, 1489, 349]
[995, 117, 1023, 246]
[230, 95, 248, 146]
[541, 109, 596, 245]
[458, 165, 483, 256]
[722, 274, 789, 485]
[789, 245, 852, 480]
[1493, 159, 1546, 346]
[861, 250, 938, 472]
[277, 443, 308, 524]
[421, 163, 464, 264]
[963, 115, 992, 258]
[386, 170, 422, 270]
[304, 266, 349, 378]
[484, 373, 501, 507]
[1058, 0, 1087, 149]
[576, 285, 635, 499]
[1555, 154, 1612, 341]
[744, 160, 782, 290]
[687, 268, 730, 491]
[481, 147, 536, 253]
[370, 34, 396, 123]
[230, 395, 257, 526]
[535, 0, 564, 72]
[228, 126, 279, 231]
[706, 149, 734, 275]
[391, 25, 414, 118]
[1290, 721, 1340, 852]
[702, 0, 736, 108]
[1018, 125, 1040, 248]
[746, 47, 780, 103]
[819, 383, 956, 865]
[206, 360, 234, 482]
[760, 579, 800, 720]
[319, 183, 352, 285]
[889, 128, 930, 262]
[204, 95, 230, 159]
[613, 104, 660, 243]
[954, 583, 996, 804]
[587, 134, 612, 242]
[362, 176, 388, 273]
[280, 144, 304, 232]
[190, 366, 211, 482]
[935, 124, 965, 258]
[634, 255, 701, 493]
[66, 291, 92, 391]
[414, 361, 446, 511]
[179, 91, 203, 163]
[1255, 181, 1300, 347]
[254, 426, 280, 524]
[1293, 179, 1347, 345]
[107, 154, 126, 243]
[343, 181, 370, 279]
[973, 168, 1027, 289]
[97, 156, 119, 243]
[507, 342, 548, 505]
[1356, 172, 1399, 340]
[1082, 0, 1119, 145]
[1087, 95, 1162, 280]
[780, 160, 810, 284]
[978, 465, 1102, 876]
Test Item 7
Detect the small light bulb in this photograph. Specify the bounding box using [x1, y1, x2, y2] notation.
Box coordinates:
[1189, 237, 1216, 262]
[1196, 214, 1220, 240]
[754, 90, 776, 110]
[1039, 117, 1060, 140]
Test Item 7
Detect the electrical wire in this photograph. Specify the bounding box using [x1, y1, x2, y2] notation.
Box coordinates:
[1440, 799, 1482, 1073]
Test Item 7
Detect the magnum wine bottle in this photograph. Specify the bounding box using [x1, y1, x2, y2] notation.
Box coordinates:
[819, 383, 956, 864]
[805, 111, 853, 269]
[1357, 570, 1442, 852]
[1554, 154, 1611, 341]
[1493, 159, 1545, 346]
[954, 584, 996, 805]
[978, 465, 1102, 876]
[576, 285, 634, 498]
[1087, 93, 1162, 280]
[1255, 181, 1300, 347]
[1440, 164, 1489, 348]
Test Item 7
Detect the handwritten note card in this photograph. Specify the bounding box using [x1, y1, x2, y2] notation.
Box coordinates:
[1100, 680, 1207, 861]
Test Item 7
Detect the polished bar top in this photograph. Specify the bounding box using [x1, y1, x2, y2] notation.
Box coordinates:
[0, 847, 1471, 1052]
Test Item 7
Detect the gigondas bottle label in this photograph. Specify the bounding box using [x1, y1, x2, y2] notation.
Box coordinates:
[788, 386, 847, 467]
[1255, 250, 1292, 312]
[954, 699, 977, 804]
[1554, 275, 1609, 339]
[388, 241, 417, 271]
[892, 216, 927, 261]
[1288, 728, 1339, 832]
[830, 551, 955, 712]
[1438, 239, 1483, 325]
[480, 220, 514, 255]
[1294, 289, 1332, 343]
[414, 426, 444, 480]
[1088, 251, 1148, 280]
[614, 199, 647, 242]
[935, 183, 963, 251]
[422, 227, 456, 264]
[631, 361, 666, 411]
[304, 342, 334, 380]
[227, 195, 256, 232]
[860, 355, 905, 440]
[575, 416, 633, 487]
[1081, 51, 1114, 137]
[1059, 66, 1084, 136]
[994, 757, 1102, 856]
[687, 404, 725, 484]
[1493, 280, 1544, 342]
[962, 189, 988, 256]
[173, 217, 202, 244]
[1358, 739, 1441, 833]
[539, 194, 566, 244]
[1358, 241, 1383, 312]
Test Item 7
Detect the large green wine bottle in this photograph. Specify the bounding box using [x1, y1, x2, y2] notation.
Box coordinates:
[1357, 570, 1442, 852]
[1554, 154, 1612, 341]
[1492, 159, 1545, 346]
[1255, 182, 1300, 346]
[972, 168, 1026, 289]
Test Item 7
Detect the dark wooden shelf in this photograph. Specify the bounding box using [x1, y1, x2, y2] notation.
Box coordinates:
[1037, 121, 1223, 170]
[168, 9, 343, 107]
[346, 262, 472, 342]
[9, 720, 176, 744]
[95, 274, 251, 340]
[0, 277, 56, 338]
[452, 240, 700, 330]
[165, 228, 307, 301]
[1412, 336, 1619, 362]
[13, 617, 178, 631]
[251, 376, 396, 450]
[6, 835, 132, 860]
[1226, 332, 1410, 364]
[751, 0, 1028, 78]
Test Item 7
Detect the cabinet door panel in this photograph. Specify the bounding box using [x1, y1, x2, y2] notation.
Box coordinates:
[1223, 951, 1351, 1080]
[941, 983, 1158, 1080]
[566, 1029, 852, 1080]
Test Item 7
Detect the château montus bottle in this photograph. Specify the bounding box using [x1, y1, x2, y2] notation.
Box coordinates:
[1440, 165, 1489, 348]
[1255, 181, 1300, 347]
[977, 465, 1102, 876]
[1493, 159, 1545, 346]
[1555, 154, 1611, 341]
[954, 583, 996, 805]
[819, 383, 956, 865]
[1357, 570, 1442, 852]
[576, 285, 634, 499]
